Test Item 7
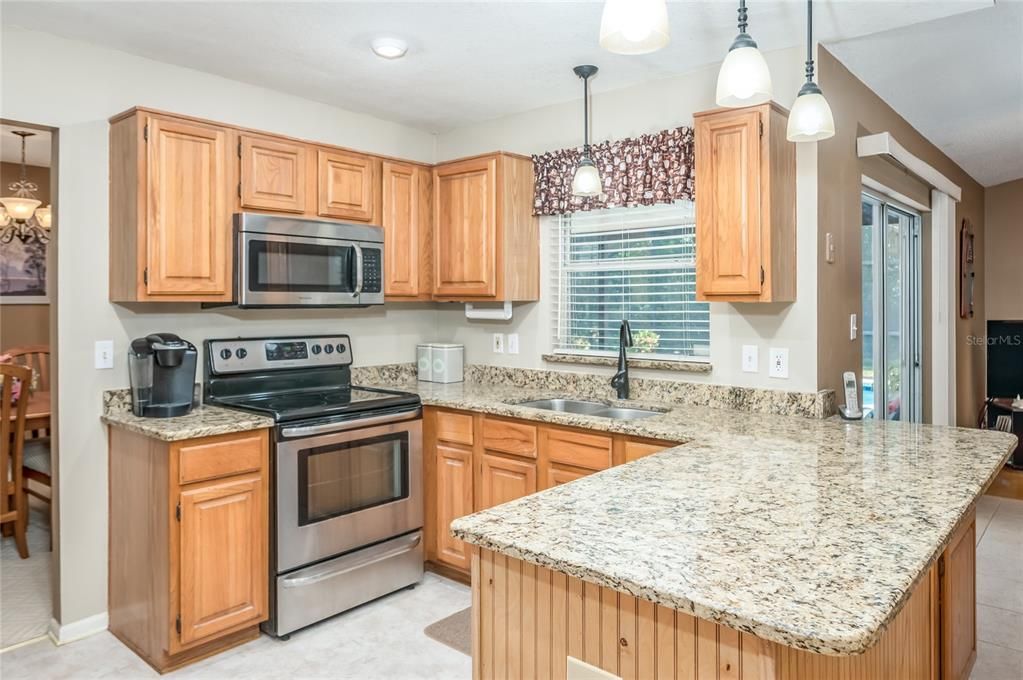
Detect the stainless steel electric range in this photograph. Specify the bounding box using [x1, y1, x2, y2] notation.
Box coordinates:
[204, 334, 423, 639]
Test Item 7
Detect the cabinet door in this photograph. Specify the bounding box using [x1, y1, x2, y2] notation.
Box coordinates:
[435, 443, 474, 570]
[146, 116, 231, 298]
[239, 135, 307, 213]
[382, 161, 431, 298]
[433, 157, 497, 298]
[623, 439, 671, 463]
[177, 475, 266, 645]
[545, 464, 590, 489]
[941, 512, 977, 680]
[318, 149, 376, 221]
[479, 453, 536, 511]
[696, 109, 763, 297]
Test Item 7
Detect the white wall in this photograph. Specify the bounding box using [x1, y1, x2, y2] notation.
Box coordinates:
[433, 47, 819, 393]
[0, 26, 440, 629]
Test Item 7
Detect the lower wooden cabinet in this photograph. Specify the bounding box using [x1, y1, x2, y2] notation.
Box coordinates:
[109, 427, 269, 673]
[479, 452, 537, 510]
[424, 406, 680, 578]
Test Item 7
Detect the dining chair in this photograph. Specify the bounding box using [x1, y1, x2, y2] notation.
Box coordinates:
[3, 345, 50, 392]
[1, 362, 32, 559]
[3, 345, 53, 512]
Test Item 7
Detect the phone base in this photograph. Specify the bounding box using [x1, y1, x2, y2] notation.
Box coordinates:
[839, 406, 863, 420]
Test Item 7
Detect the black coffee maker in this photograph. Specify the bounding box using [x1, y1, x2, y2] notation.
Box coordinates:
[128, 333, 197, 418]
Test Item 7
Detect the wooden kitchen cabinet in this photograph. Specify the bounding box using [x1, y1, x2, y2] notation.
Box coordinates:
[317, 148, 378, 222]
[382, 161, 433, 300]
[432, 152, 539, 302]
[479, 453, 537, 510]
[433, 443, 474, 571]
[238, 134, 308, 213]
[109, 426, 269, 673]
[109, 109, 234, 302]
[694, 102, 796, 302]
[939, 509, 977, 680]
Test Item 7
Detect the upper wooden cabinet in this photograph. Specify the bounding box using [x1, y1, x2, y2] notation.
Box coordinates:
[109, 110, 233, 302]
[694, 102, 796, 303]
[382, 161, 432, 300]
[317, 149, 377, 222]
[239, 134, 308, 213]
[432, 153, 539, 302]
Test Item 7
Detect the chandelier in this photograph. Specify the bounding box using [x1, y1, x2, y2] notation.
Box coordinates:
[1, 130, 51, 245]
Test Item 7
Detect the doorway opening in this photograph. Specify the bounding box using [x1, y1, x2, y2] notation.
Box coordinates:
[1, 119, 58, 650]
[861, 190, 923, 421]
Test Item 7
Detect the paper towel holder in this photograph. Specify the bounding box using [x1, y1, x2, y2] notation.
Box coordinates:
[464, 302, 513, 321]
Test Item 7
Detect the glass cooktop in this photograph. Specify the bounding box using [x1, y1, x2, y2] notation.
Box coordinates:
[214, 385, 421, 423]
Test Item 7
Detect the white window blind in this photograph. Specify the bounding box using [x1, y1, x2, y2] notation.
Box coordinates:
[552, 201, 710, 362]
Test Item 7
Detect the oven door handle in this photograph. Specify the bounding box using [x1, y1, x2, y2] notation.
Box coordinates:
[351, 243, 364, 298]
[280, 408, 421, 438]
[280, 533, 422, 589]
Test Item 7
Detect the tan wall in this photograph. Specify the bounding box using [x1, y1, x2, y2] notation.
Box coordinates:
[0, 161, 50, 350]
[984, 178, 1023, 321]
[817, 48, 987, 426]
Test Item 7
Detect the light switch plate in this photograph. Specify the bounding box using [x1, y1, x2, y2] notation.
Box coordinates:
[741, 345, 759, 373]
[492, 333, 505, 354]
[850, 313, 858, 340]
[825, 232, 836, 263]
[95, 340, 114, 369]
[769, 347, 789, 379]
[507, 333, 520, 355]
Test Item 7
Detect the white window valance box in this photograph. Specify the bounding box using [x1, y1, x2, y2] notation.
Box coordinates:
[532, 126, 695, 216]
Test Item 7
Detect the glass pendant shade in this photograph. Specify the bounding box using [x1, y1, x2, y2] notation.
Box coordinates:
[716, 44, 773, 107]
[0, 196, 41, 221]
[599, 0, 670, 55]
[0, 206, 9, 227]
[786, 87, 835, 142]
[572, 158, 602, 197]
[35, 205, 52, 229]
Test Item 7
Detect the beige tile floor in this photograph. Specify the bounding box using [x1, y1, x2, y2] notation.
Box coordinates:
[1, 497, 1020, 680]
[971, 495, 1023, 680]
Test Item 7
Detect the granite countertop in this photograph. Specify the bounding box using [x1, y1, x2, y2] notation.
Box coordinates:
[362, 377, 1017, 657]
[102, 390, 273, 441]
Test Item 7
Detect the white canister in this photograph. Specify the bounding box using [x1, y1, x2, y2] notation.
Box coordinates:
[416, 344, 434, 382]
[430, 343, 464, 383]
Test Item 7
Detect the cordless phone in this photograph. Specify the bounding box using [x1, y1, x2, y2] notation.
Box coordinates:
[839, 371, 863, 420]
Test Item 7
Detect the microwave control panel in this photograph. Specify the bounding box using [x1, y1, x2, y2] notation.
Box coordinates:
[363, 249, 382, 293]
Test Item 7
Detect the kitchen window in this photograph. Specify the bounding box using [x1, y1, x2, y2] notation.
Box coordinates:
[551, 201, 710, 362]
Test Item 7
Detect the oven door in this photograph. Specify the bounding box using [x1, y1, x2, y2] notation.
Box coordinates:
[238, 230, 383, 307]
[275, 411, 422, 572]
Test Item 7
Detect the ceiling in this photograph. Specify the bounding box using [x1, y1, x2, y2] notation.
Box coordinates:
[0, 125, 52, 168]
[2, 0, 990, 134]
[829, 1, 1023, 187]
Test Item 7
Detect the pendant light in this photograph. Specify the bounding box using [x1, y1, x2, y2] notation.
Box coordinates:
[787, 0, 835, 142]
[715, 0, 773, 107]
[599, 0, 670, 55]
[571, 65, 602, 198]
[0, 130, 51, 245]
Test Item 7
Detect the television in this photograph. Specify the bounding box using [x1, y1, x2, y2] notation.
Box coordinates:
[986, 320, 1023, 398]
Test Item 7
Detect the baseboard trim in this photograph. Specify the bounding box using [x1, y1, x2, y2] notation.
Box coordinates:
[48, 612, 108, 645]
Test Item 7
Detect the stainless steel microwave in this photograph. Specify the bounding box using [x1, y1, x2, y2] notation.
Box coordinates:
[234, 213, 384, 307]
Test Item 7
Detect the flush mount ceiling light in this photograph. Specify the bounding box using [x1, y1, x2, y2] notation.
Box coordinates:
[370, 37, 408, 60]
[0, 130, 50, 245]
[571, 65, 602, 198]
[599, 0, 670, 55]
[716, 0, 773, 107]
[787, 0, 835, 142]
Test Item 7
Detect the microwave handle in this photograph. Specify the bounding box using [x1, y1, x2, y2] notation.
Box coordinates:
[351, 243, 364, 297]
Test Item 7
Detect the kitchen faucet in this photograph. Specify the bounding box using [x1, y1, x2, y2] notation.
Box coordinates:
[610, 319, 633, 399]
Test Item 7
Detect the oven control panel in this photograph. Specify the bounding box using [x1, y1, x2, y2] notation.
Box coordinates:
[207, 335, 352, 374]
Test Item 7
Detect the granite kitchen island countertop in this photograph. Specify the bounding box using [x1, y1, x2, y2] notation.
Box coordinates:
[362, 376, 1016, 656]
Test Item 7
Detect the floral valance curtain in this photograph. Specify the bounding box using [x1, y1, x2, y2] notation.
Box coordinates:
[531, 126, 695, 216]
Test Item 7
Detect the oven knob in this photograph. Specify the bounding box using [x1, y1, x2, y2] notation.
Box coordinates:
[336, 343, 346, 354]
[219, 348, 232, 360]
[311, 344, 322, 355]
[324, 344, 334, 354]
[236, 348, 248, 359]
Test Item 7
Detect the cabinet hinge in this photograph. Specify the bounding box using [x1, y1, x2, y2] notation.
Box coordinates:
[759, 119, 764, 138]
[237, 140, 242, 158]
[237, 182, 241, 199]
[760, 266, 765, 285]
[175, 502, 181, 521]
[143, 268, 148, 286]
[143, 124, 148, 142]
[175, 616, 181, 635]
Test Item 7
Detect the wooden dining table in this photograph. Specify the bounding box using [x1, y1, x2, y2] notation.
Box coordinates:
[8, 390, 51, 432]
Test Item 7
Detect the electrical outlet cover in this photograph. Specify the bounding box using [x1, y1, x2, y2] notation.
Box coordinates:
[492, 333, 505, 354]
[768, 347, 789, 379]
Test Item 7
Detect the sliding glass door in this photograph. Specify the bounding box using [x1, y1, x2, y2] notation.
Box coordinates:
[862, 192, 923, 421]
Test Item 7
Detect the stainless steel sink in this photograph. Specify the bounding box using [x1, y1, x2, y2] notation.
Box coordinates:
[515, 398, 607, 415]
[515, 399, 663, 421]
